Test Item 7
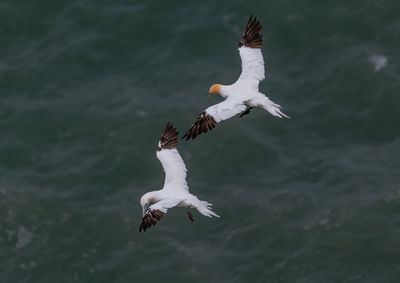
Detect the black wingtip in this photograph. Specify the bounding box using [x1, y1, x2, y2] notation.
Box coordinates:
[182, 112, 217, 141]
[139, 210, 165, 232]
[157, 122, 179, 151]
[238, 14, 262, 48]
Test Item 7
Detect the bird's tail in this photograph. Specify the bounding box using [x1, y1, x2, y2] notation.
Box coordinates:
[262, 96, 289, 118]
[195, 200, 220, 218]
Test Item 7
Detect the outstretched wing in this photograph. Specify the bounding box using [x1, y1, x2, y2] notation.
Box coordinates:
[139, 209, 165, 232]
[139, 198, 181, 232]
[156, 123, 189, 192]
[237, 15, 265, 84]
[183, 99, 246, 140]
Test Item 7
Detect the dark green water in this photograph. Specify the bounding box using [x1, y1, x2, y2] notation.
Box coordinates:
[1, 1, 400, 282]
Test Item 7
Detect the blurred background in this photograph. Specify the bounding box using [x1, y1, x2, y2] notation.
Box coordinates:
[1, 0, 399, 282]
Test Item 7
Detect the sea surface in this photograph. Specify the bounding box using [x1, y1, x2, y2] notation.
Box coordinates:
[1, 1, 400, 282]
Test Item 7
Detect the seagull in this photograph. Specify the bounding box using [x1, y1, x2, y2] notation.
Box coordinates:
[183, 15, 288, 140]
[139, 123, 219, 232]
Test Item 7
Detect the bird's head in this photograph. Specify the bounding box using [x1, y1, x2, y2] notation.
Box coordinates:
[140, 192, 156, 216]
[208, 84, 222, 98]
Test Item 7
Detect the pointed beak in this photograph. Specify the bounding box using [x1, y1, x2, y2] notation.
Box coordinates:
[208, 93, 213, 101]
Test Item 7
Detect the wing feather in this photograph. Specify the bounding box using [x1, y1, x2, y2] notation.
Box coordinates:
[237, 15, 265, 84]
[206, 99, 247, 123]
[238, 15, 263, 48]
[156, 123, 189, 192]
[139, 209, 165, 232]
[183, 99, 246, 140]
[138, 198, 183, 232]
[238, 47, 265, 82]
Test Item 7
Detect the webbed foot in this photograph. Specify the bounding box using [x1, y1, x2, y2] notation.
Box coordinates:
[239, 107, 253, 117]
[187, 207, 194, 222]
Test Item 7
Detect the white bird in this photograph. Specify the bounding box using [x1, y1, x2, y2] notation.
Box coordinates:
[183, 15, 288, 140]
[139, 123, 219, 232]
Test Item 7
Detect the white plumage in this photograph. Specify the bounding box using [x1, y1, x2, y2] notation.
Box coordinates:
[156, 148, 188, 192]
[183, 15, 288, 140]
[238, 47, 265, 82]
[139, 123, 219, 232]
[204, 98, 247, 123]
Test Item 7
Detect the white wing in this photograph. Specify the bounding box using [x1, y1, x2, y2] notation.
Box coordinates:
[156, 148, 189, 192]
[149, 198, 181, 214]
[183, 98, 247, 140]
[156, 123, 189, 193]
[237, 47, 265, 83]
[236, 15, 265, 86]
[205, 98, 247, 123]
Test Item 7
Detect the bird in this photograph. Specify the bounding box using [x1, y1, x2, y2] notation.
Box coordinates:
[183, 15, 288, 140]
[139, 123, 219, 232]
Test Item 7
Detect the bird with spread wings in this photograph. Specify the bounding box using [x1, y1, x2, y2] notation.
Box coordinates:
[183, 15, 288, 140]
[139, 123, 219, 232]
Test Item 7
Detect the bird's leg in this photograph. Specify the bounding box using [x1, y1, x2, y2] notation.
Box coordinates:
[187, 206, 194, 222]
[239, 107, 253, 117]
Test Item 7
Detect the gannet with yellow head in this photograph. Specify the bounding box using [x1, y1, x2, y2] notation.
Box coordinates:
[139, 123, 219, 232]
[183, 15, 288, 140]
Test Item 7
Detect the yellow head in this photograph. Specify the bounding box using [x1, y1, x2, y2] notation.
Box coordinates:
[209, 84, 222, 95]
